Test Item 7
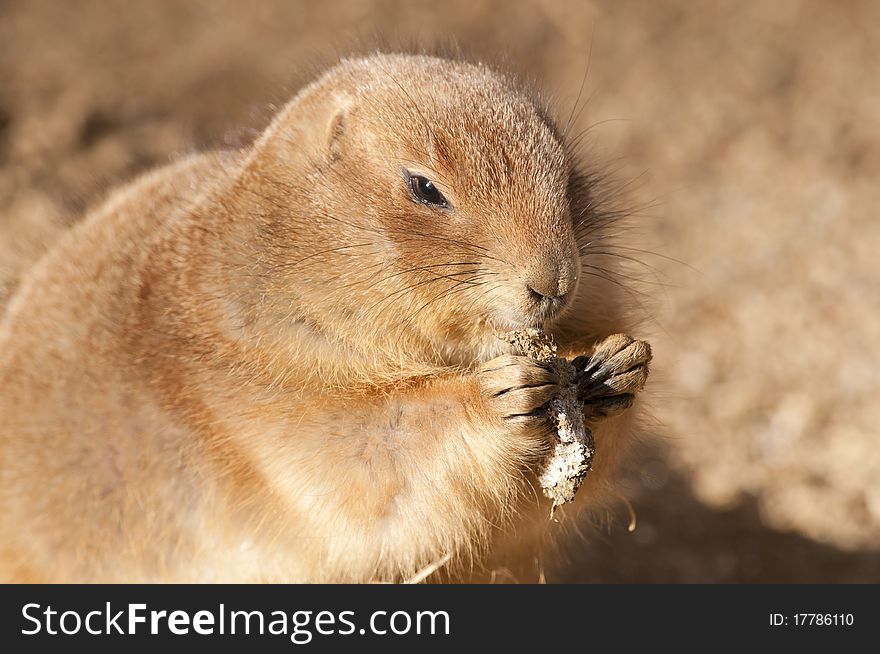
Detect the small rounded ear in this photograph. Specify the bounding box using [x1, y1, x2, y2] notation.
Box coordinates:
[326, 109, 346, 162]
[253, 84, 353, 171]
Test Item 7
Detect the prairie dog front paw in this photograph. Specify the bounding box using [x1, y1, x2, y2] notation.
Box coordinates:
[574, 334, 652, 420]
[478, 355, 559, 436]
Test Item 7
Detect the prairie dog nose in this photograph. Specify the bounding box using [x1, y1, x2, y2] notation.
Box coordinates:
[524, 263, 575, 300]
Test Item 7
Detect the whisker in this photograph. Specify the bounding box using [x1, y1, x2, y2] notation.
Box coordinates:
[360, 270, 481, 317]
[578, 249, 665, 275]
[264, 243, 377, 272]
[347, 263, 483, 291]
[580, 242, 698, 271]
[580, 263, 670, 289]
[392, 277, 478, 333]
[460, 281, 507, 321]
[562, 29, 595, 142]
[578, 269, 653, 312]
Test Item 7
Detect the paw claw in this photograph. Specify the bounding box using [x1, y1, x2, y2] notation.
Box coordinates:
[479, 355, 560, 436]
[576, 335, 651, 416]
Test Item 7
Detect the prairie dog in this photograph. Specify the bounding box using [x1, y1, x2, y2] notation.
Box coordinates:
[0, 53, 649, 582]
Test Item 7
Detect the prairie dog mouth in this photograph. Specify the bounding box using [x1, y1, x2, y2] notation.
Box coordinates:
[487, 299, 570, 335]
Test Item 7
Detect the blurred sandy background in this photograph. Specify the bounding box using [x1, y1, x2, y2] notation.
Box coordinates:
[1, 0, 878, 582]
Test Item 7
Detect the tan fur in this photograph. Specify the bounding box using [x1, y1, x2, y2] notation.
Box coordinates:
[0, 54, 645, 582]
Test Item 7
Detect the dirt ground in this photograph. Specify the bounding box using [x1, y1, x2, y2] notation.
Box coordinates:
[1, 0, 878, 582]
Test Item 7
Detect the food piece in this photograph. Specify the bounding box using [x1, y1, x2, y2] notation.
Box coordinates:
[501, 328, 593, 514]
[502, 328, 652, 516]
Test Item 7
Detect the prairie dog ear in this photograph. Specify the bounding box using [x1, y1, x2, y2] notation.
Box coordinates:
[310, 91, 353, 163]
[256, 88, 354, 169]
[326, 107, 347, 162]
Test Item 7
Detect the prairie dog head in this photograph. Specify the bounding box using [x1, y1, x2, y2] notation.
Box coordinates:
[238, 54, 591, 364]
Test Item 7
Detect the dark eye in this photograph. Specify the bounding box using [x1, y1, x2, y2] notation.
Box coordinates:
[408, 174, 449, 208]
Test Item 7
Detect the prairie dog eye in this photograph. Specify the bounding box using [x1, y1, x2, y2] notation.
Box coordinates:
[407, 174, 449, 208]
